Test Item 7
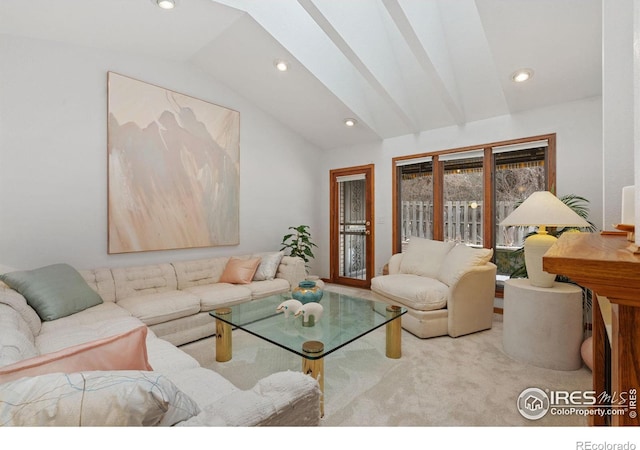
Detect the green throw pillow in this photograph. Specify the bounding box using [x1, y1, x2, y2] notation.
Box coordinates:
[0, 263, 103, 321]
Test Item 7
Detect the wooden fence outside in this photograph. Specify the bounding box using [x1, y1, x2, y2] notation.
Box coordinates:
[401, 200, 529, 247]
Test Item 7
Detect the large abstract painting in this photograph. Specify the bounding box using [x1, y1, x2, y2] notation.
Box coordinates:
[107, 72, 240, 253]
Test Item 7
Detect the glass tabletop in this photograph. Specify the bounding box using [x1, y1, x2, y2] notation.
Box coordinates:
[209, 290, 406, 360]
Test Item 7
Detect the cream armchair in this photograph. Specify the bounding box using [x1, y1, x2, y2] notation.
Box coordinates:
[371, 237, 497, 338]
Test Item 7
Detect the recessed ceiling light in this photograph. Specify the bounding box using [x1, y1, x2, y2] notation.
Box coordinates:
[274, 60, 288, 72]
[344, 118, 357, 127]
[511, 69, 534, 83]
[156, 0, 175, 9]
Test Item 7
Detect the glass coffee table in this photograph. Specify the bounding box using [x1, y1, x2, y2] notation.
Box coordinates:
[210, 290, 406, 416]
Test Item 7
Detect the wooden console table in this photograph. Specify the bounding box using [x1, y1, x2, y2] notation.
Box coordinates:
[543, 233, 640, 426]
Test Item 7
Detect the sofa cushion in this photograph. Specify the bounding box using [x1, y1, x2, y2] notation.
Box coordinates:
[145, 336, 202, 374]
[437, 245, 494, 286]
[0, 304, 39, 368]
[0, 370, 201, 426]
[38, 302, 132, 336]
[184, 283, 252, 312]
[219, 257, 261, 284]
[112, 263, 177, 300]
[0, 285, 42, 336]
[0, 328, 39, 368]
[165, 366, 240, 409]
[37, 316, 148, 354]
[79, 268, 117, 303]
[0, 303, 34, 344]
[274, 256, 307, 287]
[252, 251, 285, 281]
[371, 274, 449, 311]
[117, 290, 201, 326]
[399, 237, 455, 278]
[172, 257, 230, 289]
[0, 326, 152, 384]
[0, 263, 104, 321]
[177, 370, 321, 426]
[246, 279, 290, 299]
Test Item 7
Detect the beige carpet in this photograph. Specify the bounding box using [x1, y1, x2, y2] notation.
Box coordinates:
[180, 285, 591, 427]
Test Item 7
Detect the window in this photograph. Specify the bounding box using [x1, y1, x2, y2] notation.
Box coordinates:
[393, 134, 555, 292]
[397, 157, 433, 252]
[440, 150, 484, 246]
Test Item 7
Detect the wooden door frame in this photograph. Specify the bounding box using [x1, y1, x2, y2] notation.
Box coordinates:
[329, 164, 375, 288]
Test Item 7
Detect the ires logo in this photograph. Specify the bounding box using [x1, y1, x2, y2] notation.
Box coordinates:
[517, 388, 637, 420]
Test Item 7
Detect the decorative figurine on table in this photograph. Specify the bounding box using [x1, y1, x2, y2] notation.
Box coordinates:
[295, 302, 324, 327]
[276, 299, 303, 318]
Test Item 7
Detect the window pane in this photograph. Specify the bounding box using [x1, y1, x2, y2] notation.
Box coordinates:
[442, 156, 484, 246]
[398, 161, 433, 252]
[339, 179, 367, 280]
[494, 147, 546, 282]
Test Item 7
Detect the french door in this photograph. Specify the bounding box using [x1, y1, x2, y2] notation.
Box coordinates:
[329, 164, 374, 288]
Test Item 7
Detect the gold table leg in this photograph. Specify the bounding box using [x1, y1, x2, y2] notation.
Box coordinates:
[215, 307, 232, 362]
[386, 305, 402, 359]
[302, 340, 324, 418]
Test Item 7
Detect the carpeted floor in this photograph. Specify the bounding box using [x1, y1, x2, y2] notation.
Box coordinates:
[180, 284, 592, 427]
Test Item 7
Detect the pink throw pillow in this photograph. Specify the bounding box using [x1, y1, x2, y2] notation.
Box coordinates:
[219, 257, 261, 284]
[0, 325, 152, 384]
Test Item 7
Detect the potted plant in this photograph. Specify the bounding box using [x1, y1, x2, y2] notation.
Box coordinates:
[280, 225, 318, 270]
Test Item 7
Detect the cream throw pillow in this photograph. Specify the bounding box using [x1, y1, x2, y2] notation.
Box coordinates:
[437, 244, 494, 286]
[0, 370, 201, 426]
[252, 251, 285, 281]
[399, 237, 455, 278]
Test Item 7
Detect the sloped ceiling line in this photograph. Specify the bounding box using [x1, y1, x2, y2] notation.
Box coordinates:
[382, 0, 465, 125]
[298, 0, 419, 134]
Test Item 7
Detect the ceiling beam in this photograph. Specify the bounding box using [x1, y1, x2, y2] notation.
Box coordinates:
[382, 0, 465, 125]
[298, 0, 419, 134]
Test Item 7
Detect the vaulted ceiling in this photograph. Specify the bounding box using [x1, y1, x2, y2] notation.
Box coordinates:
[0, 0, 602, 150]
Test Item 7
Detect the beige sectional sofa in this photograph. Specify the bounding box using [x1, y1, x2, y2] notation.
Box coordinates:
[100, 253, 306, 346]
[371, 237, 497, 339]
[0, 254, 321, 426]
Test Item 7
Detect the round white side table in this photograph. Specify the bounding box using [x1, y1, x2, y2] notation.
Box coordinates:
[502, 278, 583, 371]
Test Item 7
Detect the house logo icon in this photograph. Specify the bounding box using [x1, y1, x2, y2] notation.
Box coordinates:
[517, 387, 550, 420]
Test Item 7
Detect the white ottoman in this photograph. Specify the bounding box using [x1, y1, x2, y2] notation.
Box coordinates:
[503, 278, 583, 371]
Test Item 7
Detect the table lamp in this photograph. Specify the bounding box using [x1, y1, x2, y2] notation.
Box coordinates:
[499, 191, 590, 288]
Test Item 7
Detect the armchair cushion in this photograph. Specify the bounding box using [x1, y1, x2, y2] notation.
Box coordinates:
[370, 274, 448, 311]
[399, 238, 455, 278]
[437, 245, 494, 286]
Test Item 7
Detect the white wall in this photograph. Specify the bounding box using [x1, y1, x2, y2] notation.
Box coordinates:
[316, 97, 604, 279]
[603, 0, 636, 231]
[0, 34, 323, 270]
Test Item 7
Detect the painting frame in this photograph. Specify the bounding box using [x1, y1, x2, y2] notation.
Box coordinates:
[107, 72, 240, 254]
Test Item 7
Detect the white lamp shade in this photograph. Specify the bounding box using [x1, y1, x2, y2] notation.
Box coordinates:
[500, 191, 590, 288]
[499, 191, 590, 228]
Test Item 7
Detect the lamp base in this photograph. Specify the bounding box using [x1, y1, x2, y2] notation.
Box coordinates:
[524, 232, 557, 288]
